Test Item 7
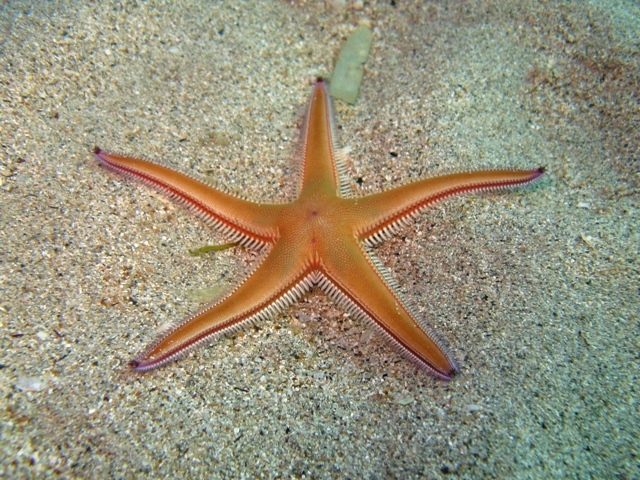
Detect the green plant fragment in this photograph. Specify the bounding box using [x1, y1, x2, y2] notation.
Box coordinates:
[185, 285, 226, 303]
[188, 242, 236, 256]
[329, 25, 373, 104]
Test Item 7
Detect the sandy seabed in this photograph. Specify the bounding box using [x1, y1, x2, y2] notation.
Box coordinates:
[1, 0, 637, 478]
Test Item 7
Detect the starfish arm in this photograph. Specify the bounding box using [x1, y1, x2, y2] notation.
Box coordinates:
[94, 147, 282, 248]
[318, 236, 460, 379]
[297, 80, 350, 198]
[131, 240, 315, 371]
[355, 168, 544, 245]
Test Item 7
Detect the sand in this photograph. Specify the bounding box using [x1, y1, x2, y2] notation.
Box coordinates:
[1, 0, 637, 478]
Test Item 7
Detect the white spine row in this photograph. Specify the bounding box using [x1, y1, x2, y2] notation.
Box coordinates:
[361, 179, 537, 247]
[315, 263, 457, 380]
[101, 161, 271, 251]
[135, 261, 319, 371]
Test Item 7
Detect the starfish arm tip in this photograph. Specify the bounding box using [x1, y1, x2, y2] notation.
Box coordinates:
[427, 358, 460, 381]
[128, 359, 143, 371]
[129, 357, 156, 373]
[449, 361, 461, 379]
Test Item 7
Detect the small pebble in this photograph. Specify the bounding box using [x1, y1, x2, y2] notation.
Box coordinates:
[16, 376, 48, 392]
[395, 394, 415, 406]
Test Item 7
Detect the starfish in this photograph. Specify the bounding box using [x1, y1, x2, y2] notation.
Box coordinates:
[94, 79, 543, 379]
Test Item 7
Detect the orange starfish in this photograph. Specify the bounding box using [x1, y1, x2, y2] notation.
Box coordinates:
[95, 79, 543, 379]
